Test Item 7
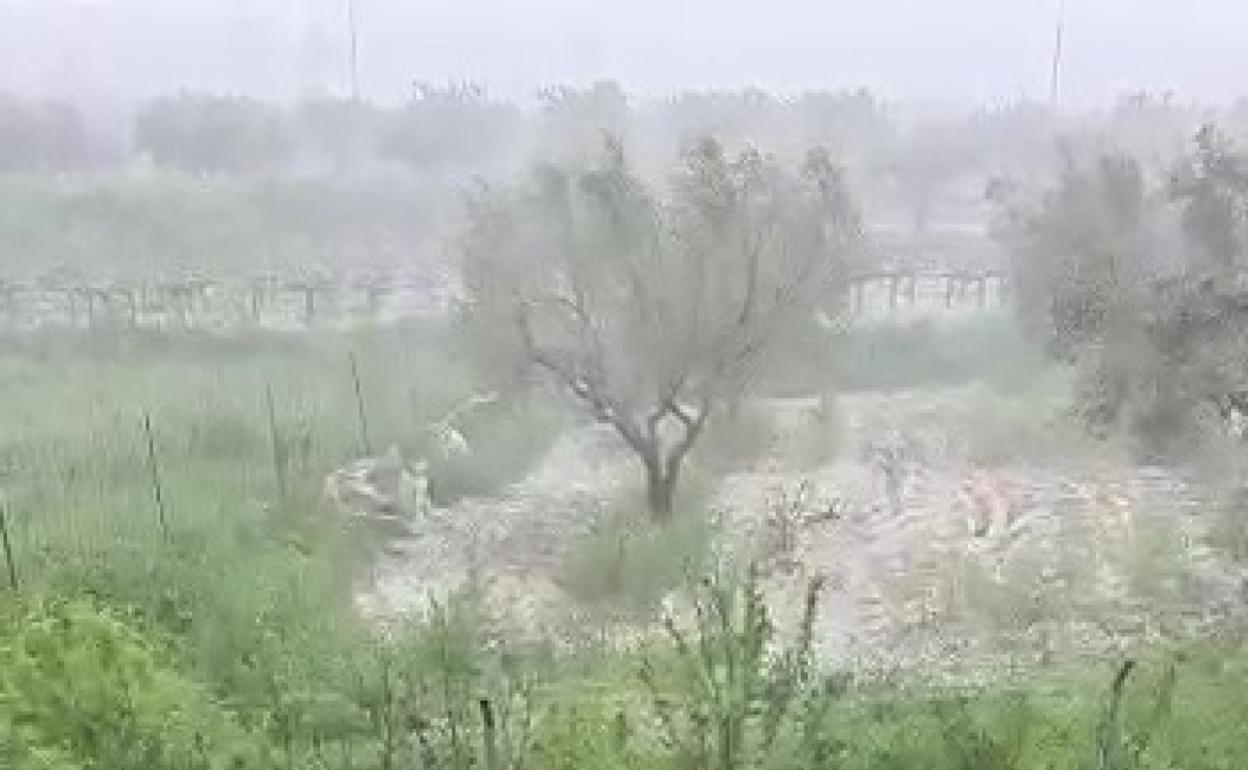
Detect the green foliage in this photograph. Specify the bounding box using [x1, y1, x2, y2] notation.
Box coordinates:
[563, 504, 714, 617]
[956, 376, 1102, 466]
[995, 127, 1248, 458]
[426, 388, 569, 504]
[1208, 484, 1248, 564]
[824, 687, 1091, 770]
[0, 599, 274, 769]
[530, 695, 650, 770]
[0, 326, 565, 769]
[639, 568, 828, 770]
[1171, 125, 1248, 270]
[462, 136, 862, 517]
[995, 150, 1155, 362]
[344, 586, 542, 770]
[829, 314, 1043, 393]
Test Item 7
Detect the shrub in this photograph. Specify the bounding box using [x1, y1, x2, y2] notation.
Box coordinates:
[0, 599, 275, 769]
[562, 504, 715, 617]
[639, 568, 832, 770]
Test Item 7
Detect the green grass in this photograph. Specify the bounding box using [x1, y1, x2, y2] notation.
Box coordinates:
[0, 174, 442, 279]
[2, 324, 1248, 769]
[760, 312, 1047, 397]
[562, 503, 716, 619]
[0, 325, 568, 768]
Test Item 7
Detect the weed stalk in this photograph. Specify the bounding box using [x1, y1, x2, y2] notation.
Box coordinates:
[349, 352, 373, 456]
[0, 501, 18, 591]
[265, 383, 287, 501]
[141, 411, 170, 540]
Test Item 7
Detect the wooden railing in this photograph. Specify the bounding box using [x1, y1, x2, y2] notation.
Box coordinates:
[0, 267, 1008, 333]
[845, 269, 1009, 314]
[0, 274, 452, 332]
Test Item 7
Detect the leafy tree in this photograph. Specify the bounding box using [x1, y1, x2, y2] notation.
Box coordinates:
[462, 137, 861, 519]
[996, 128, 1248, 455]
[1000, 152, 1158, 359]
[1171, 124, 1248, 270]
[380, 81, 519, 177]
[890, 119, 982, 234]
[538, 80, 628, 126]
[1157, 126, 1248, 434]
[0, 94, 92, 173]
[135, 91, 290, 175]
[535, 80, 631, 163]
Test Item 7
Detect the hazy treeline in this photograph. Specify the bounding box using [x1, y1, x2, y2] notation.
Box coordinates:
[4, 82, 1246, 190]
[5, 82, 1248, 283]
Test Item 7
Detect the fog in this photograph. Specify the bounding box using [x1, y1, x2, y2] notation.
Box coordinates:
[3, 2, 1248, 768]
[4, 0, 1248, 105]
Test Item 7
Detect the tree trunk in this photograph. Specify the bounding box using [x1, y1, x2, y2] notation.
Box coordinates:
[644, 459, 678, 522]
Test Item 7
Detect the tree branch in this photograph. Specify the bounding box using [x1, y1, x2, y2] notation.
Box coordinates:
[663, 395, 712, 479]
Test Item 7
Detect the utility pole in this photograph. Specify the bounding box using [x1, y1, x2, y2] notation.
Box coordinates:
[1049, 0, 1066, 109]
[346, 0, 361, 101]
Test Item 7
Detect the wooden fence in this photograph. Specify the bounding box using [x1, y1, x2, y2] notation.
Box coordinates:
[846, 269, 1009, 314]
[0, 274, 452, 332]
[0, 268, 1008, 333]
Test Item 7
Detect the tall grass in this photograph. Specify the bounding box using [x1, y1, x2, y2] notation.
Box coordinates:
[0, 325, 567, 767]
[3, 323, 1248, 768]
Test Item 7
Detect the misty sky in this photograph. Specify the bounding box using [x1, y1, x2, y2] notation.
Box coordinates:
[1, 1, 1244, 107]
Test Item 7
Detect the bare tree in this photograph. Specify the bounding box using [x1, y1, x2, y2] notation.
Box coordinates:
[462, 137, 861, 519]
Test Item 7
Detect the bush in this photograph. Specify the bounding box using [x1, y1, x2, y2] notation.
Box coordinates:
[0, 600, 275, 769]
[562, 503, 715, 618]
[638, 568, 832, 770]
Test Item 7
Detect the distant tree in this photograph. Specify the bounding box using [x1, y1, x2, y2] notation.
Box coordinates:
[461, 137, 862, 519]
[1170, 125, 1248, 269]
[890, 120, 981, 234]
[380, 81, 518, 176]
[537, 80, 628, 125]
[535, 80, 630, 161]
[292, 96, 380, 174]
[660, 88, 777, 150]
[788, 88, 892, 162]
[134, 92, 289, 175]
[0, 94, 91, 173]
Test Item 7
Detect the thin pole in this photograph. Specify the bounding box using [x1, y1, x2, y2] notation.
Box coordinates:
[347, 0, 361, 102]
[0, 502, 18, 591]
[142, 412, 170, 540]
[349, 352, 373, 455]
[1049, 0, 1066, 109]
[266, 384, 287, 500]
